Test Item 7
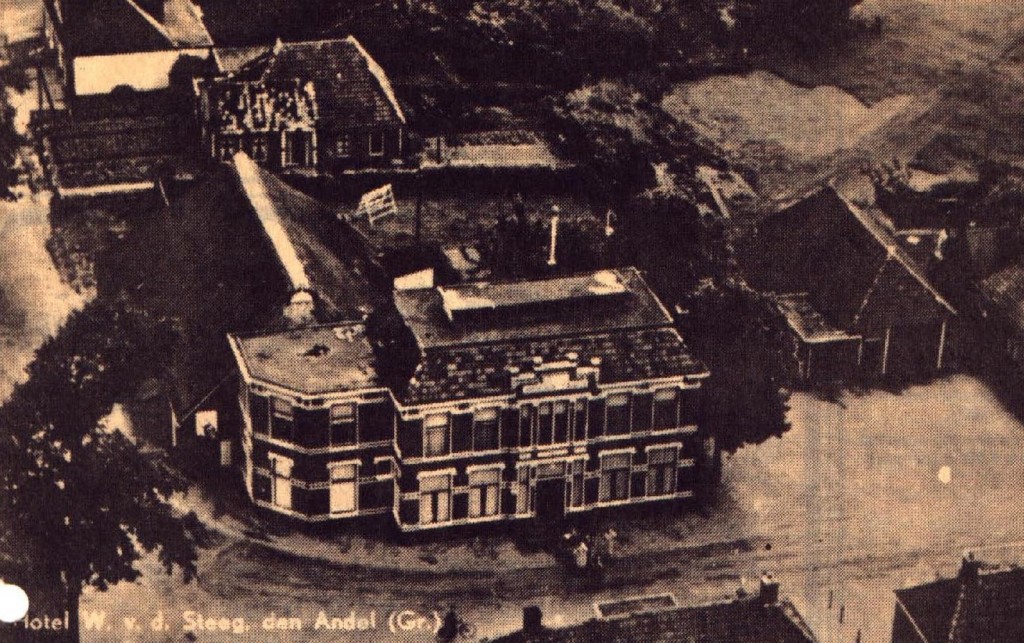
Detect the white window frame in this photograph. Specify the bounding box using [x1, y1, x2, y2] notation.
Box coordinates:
[418, 472, 452, 524]
[599, 451, 631, 503]
[269, 453, 293, 509]
[329, 461, 359, 515]
[330, 402, 357, 445]
[423, 413, 449, 457]
[467, 467, 501, 519]
[472, 408, 500, 452]
[646, 445, 679, 497]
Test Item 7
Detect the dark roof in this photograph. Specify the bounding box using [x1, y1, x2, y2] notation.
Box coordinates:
[230, 323, 379, 396]
[394, 268, 674, 349]
[406, 327, 703, 405]
[393, 269, 706, 405]
[51, 0, 212, 57]
[979, 263, 1024, 336]
[773, 293, 860, 344]
[103, 156, 381, 413]
[894, 562, 1024, 643]
[492, 596, 818, 643]
[741, 187, 954, 334]
[231, 37, 405, 132]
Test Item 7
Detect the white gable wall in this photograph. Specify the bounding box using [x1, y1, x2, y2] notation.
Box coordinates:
[73, 48, 210, 96]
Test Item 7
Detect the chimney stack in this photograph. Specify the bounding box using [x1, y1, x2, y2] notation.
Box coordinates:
[522, 606, 543, 634]
[959, 550, 981, 583]
[759, 573, 780, 605]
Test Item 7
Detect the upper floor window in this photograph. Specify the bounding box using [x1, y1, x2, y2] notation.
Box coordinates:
[473, 408, 499, 451]
[270, 397, 294, 442]
[537, 403, 553, 445]
[330, 403, 357, 445]
[653, 388, 679, 429]
[553, 401, 569, 443]
[423, 414, 449, 457]
[605, 393, 631, 435]
[518, 405, 534, 447]
[369, 131, 385, 157]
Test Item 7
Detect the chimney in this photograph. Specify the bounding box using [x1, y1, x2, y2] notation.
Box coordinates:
[284, 290, 315, 325]
[959, 550, 981, 583]
[759, 573, 780, 605]
[522, 606, 543, 634]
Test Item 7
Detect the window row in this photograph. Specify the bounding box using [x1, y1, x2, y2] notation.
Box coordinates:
[248, 394, 392, 449]
[415, 387, 698, 458]
[267, 453, 360, 516]
[418, 467, 503, 525]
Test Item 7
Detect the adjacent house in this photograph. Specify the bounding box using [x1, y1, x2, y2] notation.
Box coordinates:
[892, 554, 1024, 643]
[228, 267, 712, 529]
[742, 187, 956, 382]
[977, 262, 1024, 370]
[491, 577, 818, 642]
[197, 37, 409, 172]
[43, 0, 214, 97]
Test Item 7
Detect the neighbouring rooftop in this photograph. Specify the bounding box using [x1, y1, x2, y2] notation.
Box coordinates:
[774, 293, 861, 345]
[230, 323, 378, 395]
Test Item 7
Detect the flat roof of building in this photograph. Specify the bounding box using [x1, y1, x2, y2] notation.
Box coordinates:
[394, 267, 674, 349]
[230, 322, 379, 396]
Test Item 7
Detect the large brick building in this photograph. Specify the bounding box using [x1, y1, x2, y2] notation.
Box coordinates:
[228, 268, 711, 530]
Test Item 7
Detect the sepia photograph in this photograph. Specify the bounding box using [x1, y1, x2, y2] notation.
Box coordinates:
[1, 0, 1023, 641]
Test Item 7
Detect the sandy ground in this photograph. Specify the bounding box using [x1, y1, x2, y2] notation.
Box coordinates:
[664, 0, 1024, 201]
[47, 374, 1024, 643]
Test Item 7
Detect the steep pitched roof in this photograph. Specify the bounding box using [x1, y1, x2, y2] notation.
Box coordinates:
[492, 595, 818, 643]
[742, 187, 954, 334]
[103, 157, 382, 414]
[894, 563, 1024, 643]
[54, 0, 212, 57]
[232, 37, 405, 131]
[979, 263, 1024, 338]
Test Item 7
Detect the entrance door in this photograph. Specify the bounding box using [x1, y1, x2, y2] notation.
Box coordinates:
[534, 478, 566, 522]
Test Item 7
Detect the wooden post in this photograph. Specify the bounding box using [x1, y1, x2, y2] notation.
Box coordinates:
[881, 326, 892, 376]
[937, 319, 948, 370]
[547, 213, 559, 266]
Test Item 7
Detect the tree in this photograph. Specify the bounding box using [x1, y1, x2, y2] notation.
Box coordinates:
[681, 280, 791, 454]
[0, 101, 23, 200]
[734, 0, 864, 53]
[0, 300, 205, 642]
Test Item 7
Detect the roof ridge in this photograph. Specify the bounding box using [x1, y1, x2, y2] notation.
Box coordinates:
[232, 152, 313, 293]
[122, 0, 176, 46]
[419, 323, 683, 353]
[345, 35, 406, 124]
[832, 189, 956, 316]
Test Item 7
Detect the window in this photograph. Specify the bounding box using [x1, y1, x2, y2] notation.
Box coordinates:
[573, 402, 587, 442]
[599, 452, 631, 502]
[335, 134, 352, 158]
[519, 406, 534, 447]
[250, 394, 269, 435]
[330, 403, 357, 445]
[329, 463, 358, 514]
[553, 402, 569, 443]
[468, 468, 500, 518]
[423, 414, 448, 457]
[269, 454, 293, 509]
[419, 474, 451, 524]
[283, 130, 313, 166]
[515, 467, 531, 514]
[249, 135, 268, 162]
[605, 393, 631, 435]
[653, 388, 679, 429]
[271, 397, 294, 442]
[647, 447, 677, 497]
[196, 409, 218, 438]
[569, 460, 584, 508]
[369, 131, 385, 157]
[218, 134, 240, 160]
[473, 408, 499, 451]
[537, 403, 553, 445]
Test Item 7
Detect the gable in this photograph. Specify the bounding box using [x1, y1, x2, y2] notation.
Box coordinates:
[854, 258, 951, 333]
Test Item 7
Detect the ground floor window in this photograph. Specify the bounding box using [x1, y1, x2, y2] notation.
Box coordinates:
[568, 459, 585, 508]
[647, 446, 677, 496]
[369, 130, 385, 156]
[269, 454, 293, 509]
[335, 133, 352, 158]
[217, 134, 240, 160]
[419, 473, 451, 524]
[515, 467, 531, 514]
[468, 468, 500, 518]
[329, 462, 358, 514]
[599, 452, 631, 502]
